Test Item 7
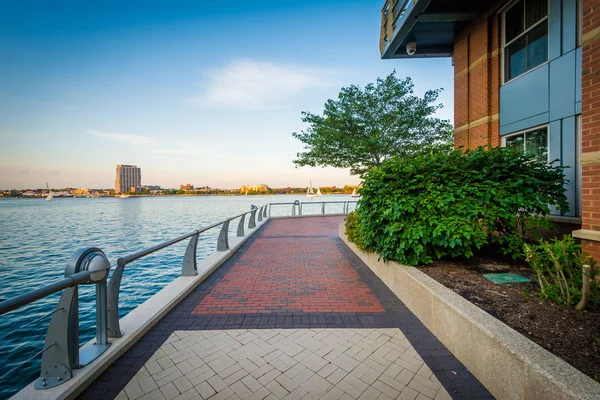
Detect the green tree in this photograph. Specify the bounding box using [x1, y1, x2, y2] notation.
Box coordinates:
[292, 71, 453, 176]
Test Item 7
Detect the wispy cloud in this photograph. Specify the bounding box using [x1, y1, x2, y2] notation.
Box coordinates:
[153, 148, 214, 156]
[197, 59, 331, 110]
[86, 129, 158, 146]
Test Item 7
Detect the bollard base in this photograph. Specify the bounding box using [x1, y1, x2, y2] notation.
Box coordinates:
[34, 363, 71, 390]
[77, 343, 111, 368]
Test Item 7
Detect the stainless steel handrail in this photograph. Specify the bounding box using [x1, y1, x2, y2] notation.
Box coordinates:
[269, 200, 358, 216]
[0, 271, 90, 316]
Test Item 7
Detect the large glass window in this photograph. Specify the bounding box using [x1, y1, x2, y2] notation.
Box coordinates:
[504, 0, 549, 81]
[505, 126, 548, 162]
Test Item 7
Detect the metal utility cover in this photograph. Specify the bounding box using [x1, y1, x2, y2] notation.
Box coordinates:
[483, 273, 531, 284]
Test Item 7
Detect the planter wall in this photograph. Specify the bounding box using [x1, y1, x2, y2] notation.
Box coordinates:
[339, 224, 600, 400]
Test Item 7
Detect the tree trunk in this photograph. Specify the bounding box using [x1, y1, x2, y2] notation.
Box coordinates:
[575, 265, 592, 311]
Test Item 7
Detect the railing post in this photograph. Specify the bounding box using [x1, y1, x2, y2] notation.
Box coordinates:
[249, 209, 257, 228]
[35, 287, 76, 389]
[321, 203, 325, 214]
[217, 220, 230, 251]
[263, 205, 268, 218]
[258, 206, 263, 222]
[108, 259, 125, 338]
[299, 202, 302, 215]
[292, 204, 296, 216]
[182, 233, 199, 276]
[237, 214, 246, 237]
[37, 247, 111, 389]
[96, 280, 108, 346]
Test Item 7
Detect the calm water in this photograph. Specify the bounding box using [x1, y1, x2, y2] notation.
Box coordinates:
[0, 195, 355, 398]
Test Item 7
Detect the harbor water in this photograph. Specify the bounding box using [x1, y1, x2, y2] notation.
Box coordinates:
[0, 195, 355, 398]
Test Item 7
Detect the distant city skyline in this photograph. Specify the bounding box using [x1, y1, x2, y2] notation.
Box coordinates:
[0, 0, 454, 190]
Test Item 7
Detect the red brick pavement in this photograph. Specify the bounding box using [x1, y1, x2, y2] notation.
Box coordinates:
[260, 215, 346, 237]
[192, 217, 385, 314]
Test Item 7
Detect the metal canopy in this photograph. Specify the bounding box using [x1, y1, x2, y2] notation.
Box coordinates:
[381, 0, 485, 59]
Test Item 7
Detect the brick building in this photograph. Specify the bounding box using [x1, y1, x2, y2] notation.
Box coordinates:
[380, 0, 600, 259]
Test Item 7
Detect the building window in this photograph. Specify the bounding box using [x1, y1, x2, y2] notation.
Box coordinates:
[503, 0, 549, 82]
[504, 126, 549, 162]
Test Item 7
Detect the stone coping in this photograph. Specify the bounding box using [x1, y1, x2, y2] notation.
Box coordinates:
[339, 224, 600, 400]
[15, 218, 270, 400]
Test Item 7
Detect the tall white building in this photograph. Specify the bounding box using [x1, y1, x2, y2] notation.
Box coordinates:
[115, 165, 141, 193]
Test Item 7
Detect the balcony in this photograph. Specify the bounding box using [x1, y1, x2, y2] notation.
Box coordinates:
[380, 0, 486, 59]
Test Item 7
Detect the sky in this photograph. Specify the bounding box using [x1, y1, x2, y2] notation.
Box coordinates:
[0, 0, 454, 190]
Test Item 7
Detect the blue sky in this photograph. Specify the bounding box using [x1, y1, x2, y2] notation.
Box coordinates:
[0, 0, 454, 190]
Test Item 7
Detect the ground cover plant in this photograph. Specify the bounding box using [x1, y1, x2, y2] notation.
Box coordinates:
[525, 236, 598, 309]
[349, 147, 568, 265]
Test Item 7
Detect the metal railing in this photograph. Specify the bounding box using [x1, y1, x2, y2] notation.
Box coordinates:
[0, 200, 356, 391]
[269, 200, 357, 216]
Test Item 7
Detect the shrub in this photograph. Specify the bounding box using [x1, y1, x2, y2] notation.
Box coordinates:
[357, 147, 568, 265]
[524, 236, 597, 308]
[345, 211, 368, 251]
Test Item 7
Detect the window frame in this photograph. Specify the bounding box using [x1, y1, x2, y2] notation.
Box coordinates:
[501, 124, 550, 163]
[501, 0, 550, 84]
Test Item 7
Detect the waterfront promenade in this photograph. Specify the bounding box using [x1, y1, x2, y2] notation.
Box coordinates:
[80, 216, 491, 400]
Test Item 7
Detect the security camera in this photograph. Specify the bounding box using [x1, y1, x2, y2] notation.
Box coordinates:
[406, 41, 417, 56]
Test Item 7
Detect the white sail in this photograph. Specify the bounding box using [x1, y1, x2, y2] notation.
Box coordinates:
[351, 187, 359, 198]
[316, 187, 322, 196]
[46, 182, 53, 201]
[307, 180, 318, 198]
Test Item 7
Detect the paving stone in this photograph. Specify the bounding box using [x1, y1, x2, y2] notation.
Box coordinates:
[357, 386, 382, 400]
[317, 363, 338, 379]
[125, 381, 145, 400]
[258, 369, 282, 385]
[398, 386, 419, 400]
[265, 379, 290, 399]
[326, 368, 347, 385]
[139, 389, 167, 400]
[139, 376, 159, 394]
[231, 380, 253, 398]
[195, 381, 216, 399]
[159, 383, 179, 400]
[172, 377, 193, 394]
[241, 375, 263, 392]
[276, 374, 299, 392]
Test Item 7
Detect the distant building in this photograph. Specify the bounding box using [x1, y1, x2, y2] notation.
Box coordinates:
[180, 183, 194, 191]
[115, 165, 141, 193]
[240, 184, 269, 193]
[143, 185, 161, 191]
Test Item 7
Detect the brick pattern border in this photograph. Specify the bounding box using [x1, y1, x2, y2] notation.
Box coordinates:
[80, 220, 492, 399]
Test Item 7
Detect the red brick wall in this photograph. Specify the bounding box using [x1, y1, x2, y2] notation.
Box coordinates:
[581, 0, 600, 259]
[453, 12, 502, 149]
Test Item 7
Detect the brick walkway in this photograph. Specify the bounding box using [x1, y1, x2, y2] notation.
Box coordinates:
[81, 216, 493, 400]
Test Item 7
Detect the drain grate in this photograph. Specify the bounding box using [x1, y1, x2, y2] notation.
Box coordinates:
[483, 273, 531, 284]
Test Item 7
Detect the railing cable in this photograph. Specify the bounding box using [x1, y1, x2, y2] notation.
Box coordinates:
[0, 343, 56, 381]
[0, 308, 62, 342]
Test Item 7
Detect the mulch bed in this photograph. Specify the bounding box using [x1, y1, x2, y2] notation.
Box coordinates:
[420, 256, 600, 382]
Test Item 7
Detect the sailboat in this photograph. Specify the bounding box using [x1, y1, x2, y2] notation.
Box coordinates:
[45, 183, 53, 201]
[306, 180, 319, 198]
[316, 187, 322, 197]
[351, 187, 359, 198]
